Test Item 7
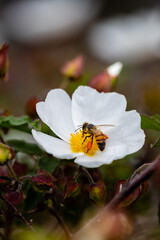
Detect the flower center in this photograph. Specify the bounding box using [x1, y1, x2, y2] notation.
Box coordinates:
[70, 130, 99, 156]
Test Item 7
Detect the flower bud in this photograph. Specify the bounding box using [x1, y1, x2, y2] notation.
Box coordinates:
[64, 180, 80, 198]
[88, 62, 123, 92]
[0, 43, 9, 81]
[0, 143, 15, 165]
[61, 55, 84, 79]
[89, 183, 106, 202]
[0, 105, 10, 117]
[25, 97, 40, 118]
[32, 169, 56, 190]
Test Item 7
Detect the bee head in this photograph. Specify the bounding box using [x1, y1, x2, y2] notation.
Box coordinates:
[87, 124, 94, 130]
[82, 122, 88, 131]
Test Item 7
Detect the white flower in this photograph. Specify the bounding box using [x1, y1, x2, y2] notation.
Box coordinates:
[32, 86, 145, 168]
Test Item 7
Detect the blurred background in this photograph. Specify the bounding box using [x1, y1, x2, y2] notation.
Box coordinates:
[0, 0, 160, 116]
[0, 1, 160, 239]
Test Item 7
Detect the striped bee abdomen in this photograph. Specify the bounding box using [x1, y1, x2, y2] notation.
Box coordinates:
[95, 134, 106, 151]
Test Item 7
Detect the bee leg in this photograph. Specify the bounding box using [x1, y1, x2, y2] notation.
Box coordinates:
[82, 134, 92, 144]
[82, 131, 87, 138]
[86, 135, 93, 153]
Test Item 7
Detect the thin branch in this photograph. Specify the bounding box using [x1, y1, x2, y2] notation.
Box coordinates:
[6, 161, 17, 180]
[0, 195, 35, 232]
[82, 167, 95, 185]
[49, 206, 72, 240]
[0, 134, 5, 144]
[59, 78, 69, 90]
[74, 156, 160, 239]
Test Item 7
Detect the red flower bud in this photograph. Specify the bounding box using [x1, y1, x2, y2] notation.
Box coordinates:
[88, 62, 123, 92]
[0, 105, 10, 117]
[25, 97, 40, 118]
[61, 55, 84, 79]
[0, 43, 9, 81]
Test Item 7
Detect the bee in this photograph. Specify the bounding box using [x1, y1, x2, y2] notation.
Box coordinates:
[79, 122, 115, 151]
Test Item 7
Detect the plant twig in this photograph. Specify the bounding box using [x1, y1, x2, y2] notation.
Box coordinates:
[82, 167, 95, 185]
[0, 195, 35, 232]
[74, 156, 160, 239]
[0, 134, 5, 144]
[6, 161, 17, 180]
[49, 206, 72, 240]
[59, 78, 69, 90]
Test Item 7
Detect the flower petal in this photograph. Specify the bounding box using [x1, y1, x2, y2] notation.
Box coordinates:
[74, 155, 105, 168]
[72, 86, 127, 128]
[75, 110, 145, 168]
[99, 110, 145, 162]
[32, 130, 82, 159]
[36, 89, 75, 142]
[107, 62, 123, 78]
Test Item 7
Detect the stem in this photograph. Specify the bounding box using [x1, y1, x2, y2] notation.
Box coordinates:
[0, 134, 5, 144]
[73, 166, 81, 181]
[130, 163, 151, 181]
[0, 195, 35, 232]
[82, 167, 95, 185]
[6, 161, 17, 180]
[59, 78, 69, 90]
[74, 156, 160, 239]
[19, 175, 32, 181]
[49, 207, 72, 240]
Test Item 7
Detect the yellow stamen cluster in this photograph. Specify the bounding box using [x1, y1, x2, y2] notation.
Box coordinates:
[70, 130, 98, 156]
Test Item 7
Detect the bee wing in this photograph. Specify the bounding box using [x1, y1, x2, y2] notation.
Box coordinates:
[95, 124, 115, 127]
[95, 124, 115, 133]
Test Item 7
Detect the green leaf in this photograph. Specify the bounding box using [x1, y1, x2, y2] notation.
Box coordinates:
[0, 115, 32, 133]
[7, 139, 44, 156]
[29, 119, 42, 131]
[30, 120, 57, 137]
[39, 156, 59, 173]
[141, 114, 160, 131]
[151, 138, 160, 148]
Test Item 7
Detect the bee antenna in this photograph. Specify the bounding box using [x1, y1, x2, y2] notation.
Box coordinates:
[75, 126, 82, 132]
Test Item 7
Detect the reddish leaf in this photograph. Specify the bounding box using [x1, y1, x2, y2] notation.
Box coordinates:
[64, 180, 80, 198]
[115, 180, 140, 207]
[5, 191, 23, 205]
[139, 181, 149, 197]
[32, 169, 56, 188]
